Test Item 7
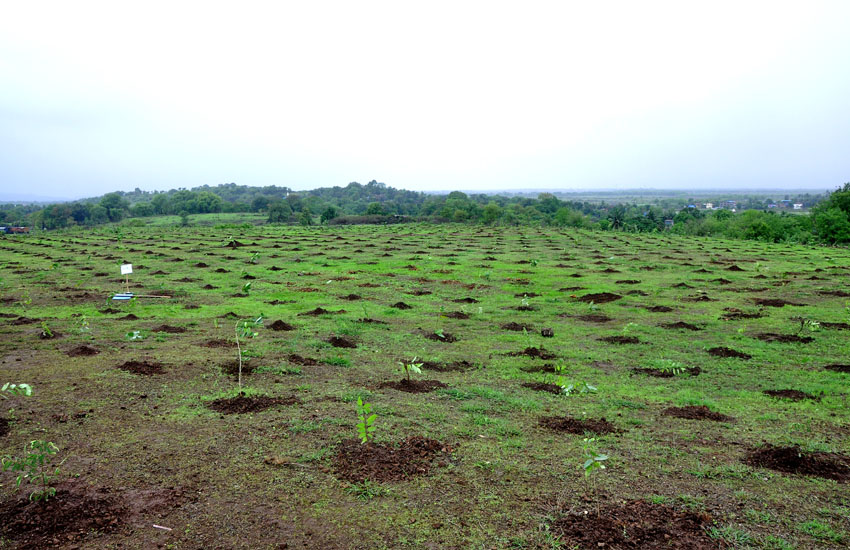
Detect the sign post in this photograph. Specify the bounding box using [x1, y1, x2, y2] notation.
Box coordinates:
[120, 264, 133, 293]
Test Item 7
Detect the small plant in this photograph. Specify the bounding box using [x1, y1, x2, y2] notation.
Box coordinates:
[355, 397, 376, 444]
[347, 480, 389, 500]
[793, 317, 820, 334]
[76, 315, 91, 335]
[249, 252, 260, 264]
[39, 322, 53, 339]
[434, 329, 445, 340]
[654, 359, 687, 376]
[398, 356, 423, 381]
[126, 330, 144, 341]
[2, 440, 63, 502]
[581, 437, 609, 517]
[1, 383, 33, 399]
[241, 281, 252, 295]
[561, 381, 598, 395]
[622, 322, 639, 336]
[235, 315, 263, 389]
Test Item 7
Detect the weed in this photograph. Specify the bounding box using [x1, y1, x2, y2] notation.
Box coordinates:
[346, 480, 390, 500]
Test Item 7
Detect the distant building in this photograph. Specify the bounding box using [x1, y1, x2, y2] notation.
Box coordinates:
[703, 202, 714, 209]
[767, 203, 778, 209]
[793, 203, 803, 210]
[664, 219, 674, 228]
[719, 200, 737, 210]
[780, 199, 791, 207]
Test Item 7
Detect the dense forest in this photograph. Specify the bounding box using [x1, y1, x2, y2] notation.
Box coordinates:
[2, 181, 849, 245]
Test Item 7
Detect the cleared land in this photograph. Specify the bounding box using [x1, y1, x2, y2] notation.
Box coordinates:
[0, 224, 848, 549]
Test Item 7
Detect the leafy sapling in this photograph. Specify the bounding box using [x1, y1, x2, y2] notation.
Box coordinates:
[581, 437, 609, 517]
[2, 440, 63, 502]
[235, 315, 264, 390]
[355, 397, 376, 444]
[398, 356, 423, 382]
[1, 383, 33, 399]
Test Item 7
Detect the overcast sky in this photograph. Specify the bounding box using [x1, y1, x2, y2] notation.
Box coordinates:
[1, 1, 848, 200]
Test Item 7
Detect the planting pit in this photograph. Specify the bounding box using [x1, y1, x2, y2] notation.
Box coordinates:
[539, 415, 620, 434]
[206, 394, 299, 414]
[763, 389, 819, 401]
[745, 445, 850, 482]
[333, 436, 452, 483]
[662, 405, 733, 422]
[117, 360, 165, 376]
[379, 379, 448, 393]
[707, 347, 751, 359]
[66, 345, 99, 357]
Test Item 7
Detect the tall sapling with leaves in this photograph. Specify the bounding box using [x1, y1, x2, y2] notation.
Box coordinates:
[235, 315, 263, 390]
[356, 397, 376, 444]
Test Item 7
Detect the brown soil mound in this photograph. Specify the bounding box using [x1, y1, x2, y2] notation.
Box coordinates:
[660, 322, 701, 331]
[501, 322, 533, 331]
[420, 360, 476, 372]
[298, 308, 346, 316]
[576, 292, 622, 304]
[424, 331, 458, 343]
[340, 294, 362, 300]
[522, 382, 564, 394]
[11, 317, 38, 325]
[442, 311, 470, 319]
[194, 262, 209, 267]
[207, 394, 299, 414]
[825, 364, 850, 373]
[662, 405, 733, 422]
[682, 294, 715, 302]
[819, 289, 850, 297]
[672, 282, 693, 289]
[409, 289, 432, 296]
[327, 336, 357, 348]
[539, 416, 621, 434]
[152, 325, 186, 334]
[99, 308, 121, 314]
[763, 389, 819, 401]
[508, 347, 556, 359]
[223, 240, 245, 248]
[550, 500, 717, 550]
[268, 320, 295, 331]
[707, 347, 751, 359]
[287, 354, 319, 366]
[202, 284, 218, 289]
[646, 305, 674, 312]
[118, 314, 140, 321]
[452, 297, 478, 303]
[391, 302, 412, 309]
[379, 379, 448, 393]
[753, 298, 801, 307]
[200, 339, 232, 348]
[720, 308, 762, 320]
[755, 333, 813, 344]
[333, 436, 452, 483]
[599, 335, 639, 344]
[117, 360, 165, 376]
[745, 445, 850, 482]
[67, 345, 99, 357]
[356, 318, 388, 324]
[615, 279, 641, 284]
[820, 322, 850, 330]
[221, 361, 254, 376]
[726, 265, 745, 271]
[0, 418, 8, 437]
[633, 366, 701, 378]
[574, 314, 613, 323]
[214, 268, 228, 273]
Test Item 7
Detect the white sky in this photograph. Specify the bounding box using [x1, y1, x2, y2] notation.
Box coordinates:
[1, 1, 848, 199]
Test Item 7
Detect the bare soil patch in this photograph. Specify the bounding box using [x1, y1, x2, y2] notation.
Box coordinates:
[327, 335, 357, 348]
[660, 322, 701, 331]
[539, 416, 621, 434]
[720, 308, 762, 320]
[550, 500, 718, 550]
[707, 347, 751, 359]
[522, 382, 564, 394]
[379, 379, 448, 393]
[662, 405, 733, 422]
[763, 389, 819, 401]
[333, 436, 452, 483]
[268, 320, 295, 331]
[442, 311, 470, 319]
[200, 338, 232, 348]
[67, 345, 99, 357]
[207, 394, 299, 414]
[633, 366, 701, 378]
[745, 445, 850, 482]
[501, 322, 533, 331]
[299, 308, 346, 316]
[287, 354, 319, 366]
[0, 418, 8, 437]
[508, 347, 556, 360]
[391, 301, 412, 309]
[646, 305, 674, 312]
[820, 321, 850, 330]
[755, 333, 813, 344]
[576, 292, 622, 304]
[452, 297, 478, 303]
[424, 331, 458, 343]
[753, 298, 802, 307]
[117, 360, 165, 376]
[825, 363, 850, 373]
[574, 314, 612, 323]
[152, 324, 186, 334]
[599, 335, 639, 344]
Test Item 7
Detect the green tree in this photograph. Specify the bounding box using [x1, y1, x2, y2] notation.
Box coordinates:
[320, 206, 338, 223]
[365, 202, 385, 216]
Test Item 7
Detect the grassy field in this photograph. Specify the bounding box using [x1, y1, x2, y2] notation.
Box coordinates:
[0, 223, 848, 549]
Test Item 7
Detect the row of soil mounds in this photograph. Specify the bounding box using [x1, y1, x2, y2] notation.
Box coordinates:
[333, 436, 453, 483]
[550, 499, 718, 549]
[0, 481, 184, 550]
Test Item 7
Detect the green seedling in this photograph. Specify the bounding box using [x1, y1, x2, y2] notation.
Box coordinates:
[398, 356, 423, 381]
[235, 315, 264, 389]
[39, 322, 53, 339]
[242, 281, 252, 295]
[126, 330, 144, 341]
[581, 437, 609, 517]
[561, 381, 598, 395]
[355, 397, 376, 444]
[2, 440, 63, 502]
[1, 383, 33, 399]
[655, 359, 687, 376]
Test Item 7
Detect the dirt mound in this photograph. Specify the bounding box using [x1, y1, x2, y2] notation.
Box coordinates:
[763, 389, 819, 401]
[825, 364, 850, 373]
[576, 292, 622, 304]
[333, 436, 452, 483]
[356, 318, 388, 324]
[327, 336, 356, 348]
[340, 294, 362, 300]
[726, 265, 745, 271]
[67, 345, 99, 357]
[268, 320, 295, 331]
[194, 262, 209, 267]
[753, 298, 801, 307]
[207, 394, 299, 414]
[287, 354, 319, 366]
[646, 305, 674, 312]
[298, 308, 346, 316]
[0, 417, 8, 437]
[408, 289, 432, 296]
[508, 347, 556, 359]
[819, 289, 850, 297]
[424, 331, 458, 343]
[522, 382, 564, 394]
[223, 240, 245, 248]
[117, 360, 165, 375]
[452, 297, 478, 303]
[707, 347, 751, 359]
[501, 322, 533, 331]
[420, 360, 476, 372]
[118, 314, 140, 321]
[202, 284, 218, 289]
[615, 279, 641, 284]
[550, 500, 718, 550]
[11, 317, 38, 325]
[539, 416, 621, 434]
[682, 294, 715, 302]
[379, 379, 448, 393]
[391, 302, 412, 310]
[662, 405, 733, 422]
[755, 333, 813, 344]
[660, 322, 702, 331]
[200, 339, 232, 348]
[442, 311, 469, 319]
[574, 314, 612, 323]
[672, 282, 692, 289]
[152, 325, 186, 334]
[819, 321, 850, 330]
[720, 308, 762, 320]
[599, 335, 639, 344]
[745, 445, 850, 482]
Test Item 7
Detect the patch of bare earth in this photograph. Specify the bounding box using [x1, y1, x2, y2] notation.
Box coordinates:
[379, 379, 447, 393]
[745, 445, 850, 482]
[539, 416, 621, 434]
[333, 436, 453, 483]
[207, 395, 299, 414]
[662, 405, 734, 422]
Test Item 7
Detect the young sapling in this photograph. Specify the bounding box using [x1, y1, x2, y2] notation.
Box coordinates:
[235, 315, 263, 390]
[355, 397, 376, 444]
[398, 356, 423, 382]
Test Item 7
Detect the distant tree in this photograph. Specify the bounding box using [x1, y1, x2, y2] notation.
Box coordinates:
[251, 196, 271, 212]
[267, 201, 292, 223]
[99, 193, 129, 222]
[481, 202, 502, 224]
[365, 202, 385, 216]
[320, 206, 339, 223]
[179, 211, 191, 227]
[299, 208, 313, 226]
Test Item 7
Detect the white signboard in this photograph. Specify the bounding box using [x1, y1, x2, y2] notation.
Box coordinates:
[120, 264, 133, 275]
